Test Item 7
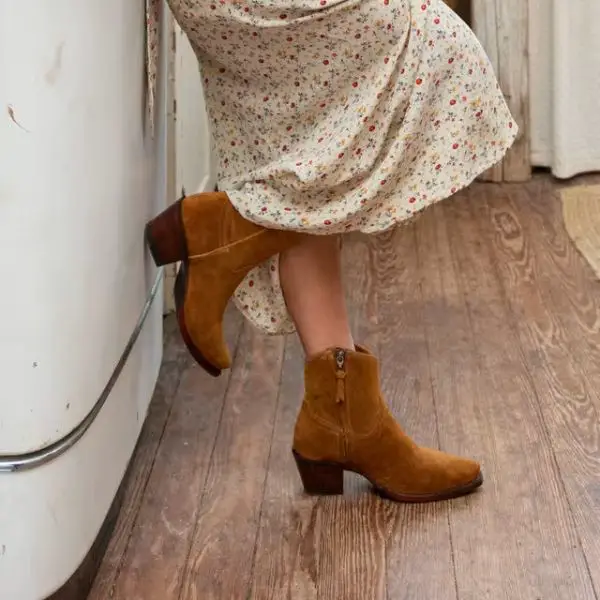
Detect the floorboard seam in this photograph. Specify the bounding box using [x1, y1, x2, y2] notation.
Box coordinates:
[476, 188, 599, 600]
[245, 339, 288, 599]
[175, 320, 245, 600]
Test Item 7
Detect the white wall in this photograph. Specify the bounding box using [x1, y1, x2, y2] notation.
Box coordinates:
[0, 1, 168, 597]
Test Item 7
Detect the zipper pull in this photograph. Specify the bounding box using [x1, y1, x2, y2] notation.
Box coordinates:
[334, 349, 346, 404]
[335, 348, 346, 371]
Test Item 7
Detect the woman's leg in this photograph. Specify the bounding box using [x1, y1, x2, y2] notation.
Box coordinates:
[284, 234, 482, 502]
[279, 235, 354, 357]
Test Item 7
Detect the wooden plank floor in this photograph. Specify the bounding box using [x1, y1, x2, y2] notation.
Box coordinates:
[90, 175, 600, 600]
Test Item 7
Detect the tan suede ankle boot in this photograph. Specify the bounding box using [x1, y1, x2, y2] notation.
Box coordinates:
[292, 346, 482, 502]
[145, 192, 304, 376]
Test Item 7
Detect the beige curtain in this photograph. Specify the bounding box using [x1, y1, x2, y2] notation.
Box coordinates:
[530, 0, 600, 178]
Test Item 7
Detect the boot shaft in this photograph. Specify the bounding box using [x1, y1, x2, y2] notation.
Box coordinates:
[302, 346, 383, 436]
[181, 192, 262, 256]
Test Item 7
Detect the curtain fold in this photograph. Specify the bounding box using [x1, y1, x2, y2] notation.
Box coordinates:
[530, 0, 600, 178]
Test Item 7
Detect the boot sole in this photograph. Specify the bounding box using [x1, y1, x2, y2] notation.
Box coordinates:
[145, 200, 222, 378]
[292, 450, 483, 503]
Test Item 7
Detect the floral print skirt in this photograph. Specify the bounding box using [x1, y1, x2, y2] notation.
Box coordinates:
[163, 0, 518, 335]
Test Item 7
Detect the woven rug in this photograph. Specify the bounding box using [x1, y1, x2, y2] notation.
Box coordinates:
[562, 184, 600, 279]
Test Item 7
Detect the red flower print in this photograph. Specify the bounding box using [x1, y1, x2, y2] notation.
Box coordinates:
[190, 0, 516, 336]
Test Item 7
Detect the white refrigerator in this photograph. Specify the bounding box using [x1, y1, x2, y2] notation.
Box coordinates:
[0, 1, 168, 597]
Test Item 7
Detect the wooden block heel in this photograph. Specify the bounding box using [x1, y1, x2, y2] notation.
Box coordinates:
[145, 200, 188, 266]
[292, 451, 344, 496]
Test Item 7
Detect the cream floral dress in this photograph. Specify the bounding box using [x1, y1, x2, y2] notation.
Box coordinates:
[147, 0, 517, 335]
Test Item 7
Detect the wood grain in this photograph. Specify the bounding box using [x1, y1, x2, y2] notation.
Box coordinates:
[178, 323, 286, 600]
[478, 178, 600, 591]
[314, 234, 387, 600]
[373, 224, 457, 600]
[248, 335, 320, 600]
[88, 316, 192, 599]
[92, 176, 600, 600]
[438, 187, 595, 599]
[91, 308, 243, 599]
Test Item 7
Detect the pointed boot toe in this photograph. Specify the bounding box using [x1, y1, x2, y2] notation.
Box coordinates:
[378, 447, 483, 502]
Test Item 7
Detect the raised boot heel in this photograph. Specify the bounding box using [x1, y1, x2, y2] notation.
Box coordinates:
[292, 451, 344, 496]
[145, 200, 187, 266]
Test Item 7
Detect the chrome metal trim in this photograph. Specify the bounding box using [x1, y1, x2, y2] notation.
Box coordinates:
[0, 268, 164, 473]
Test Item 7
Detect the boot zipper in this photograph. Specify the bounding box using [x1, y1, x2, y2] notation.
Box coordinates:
[334, 349, 346, 404]
[334, 348, 349, 458]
